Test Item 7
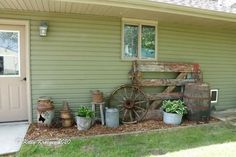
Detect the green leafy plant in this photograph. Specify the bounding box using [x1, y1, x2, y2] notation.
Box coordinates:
[162, 100, 187, 115]
[77, 106, 94, 118]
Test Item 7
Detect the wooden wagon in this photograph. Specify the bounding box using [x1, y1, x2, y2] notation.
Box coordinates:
[109, 61, 202, 124]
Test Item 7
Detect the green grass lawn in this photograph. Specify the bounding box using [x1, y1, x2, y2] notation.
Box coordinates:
[18, 122, 236, 157]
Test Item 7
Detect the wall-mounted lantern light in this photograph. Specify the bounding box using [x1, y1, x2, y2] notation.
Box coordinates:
[39, 21, 48, 37]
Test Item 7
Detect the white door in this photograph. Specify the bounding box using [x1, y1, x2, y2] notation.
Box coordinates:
[0, 25, 27, 122]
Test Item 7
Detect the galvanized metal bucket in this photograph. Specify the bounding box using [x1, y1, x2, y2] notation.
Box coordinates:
[76, 116, 92, 130]
[163, 111, 182, 125]
[105, 108, 119, 128]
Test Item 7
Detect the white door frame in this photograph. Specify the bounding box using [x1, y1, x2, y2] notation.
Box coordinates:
[0, 19, 32, 123]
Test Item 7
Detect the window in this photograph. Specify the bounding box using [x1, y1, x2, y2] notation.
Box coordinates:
[210, 89, 218, 103]
[122, 18, 157, 60]
[0, 30, 20, 76]
[0, 56, 3, 74]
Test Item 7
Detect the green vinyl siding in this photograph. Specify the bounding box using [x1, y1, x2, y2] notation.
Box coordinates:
[30, 16, 130, 121]
[0, 11, 235, 121]
[0, 11, 130, 121]
[158, 24, 236, 110]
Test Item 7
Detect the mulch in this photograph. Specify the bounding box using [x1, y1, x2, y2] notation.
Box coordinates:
[25, 117, 219, 140]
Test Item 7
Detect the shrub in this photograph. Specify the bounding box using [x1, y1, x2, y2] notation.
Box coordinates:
[162, 100, 187, 115]
[77, 106, 94, 118]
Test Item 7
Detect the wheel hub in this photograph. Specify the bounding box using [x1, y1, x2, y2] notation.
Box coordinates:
[123, 99, 135, 109]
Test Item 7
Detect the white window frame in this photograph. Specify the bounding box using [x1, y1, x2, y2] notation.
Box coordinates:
[0, 30, 21, 77]
[121, 18, 158, 61]
[210, 89, 219, 103]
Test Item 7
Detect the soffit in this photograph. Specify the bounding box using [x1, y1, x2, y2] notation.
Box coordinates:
[0, 0, 236, 29]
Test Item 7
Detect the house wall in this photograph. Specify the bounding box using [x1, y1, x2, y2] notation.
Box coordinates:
[0, 11, 235, 121]
[158, 23, 236, 111]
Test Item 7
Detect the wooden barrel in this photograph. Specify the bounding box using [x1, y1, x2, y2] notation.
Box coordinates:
[184, 83, 211, 121]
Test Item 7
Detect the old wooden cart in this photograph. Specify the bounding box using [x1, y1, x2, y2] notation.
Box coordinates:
[109, 61, 202, 124]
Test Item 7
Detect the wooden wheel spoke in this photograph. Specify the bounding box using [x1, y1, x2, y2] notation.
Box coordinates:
[134, 106, 146, 111]
[118, 104, 124, 108]
[129, 110, 134, 122]
[135, 100, 146, 104]
[123, 109, 128, 121]
[129, 87, 134, 99]
[134, 92, 142, 100]
[117, 91, 126, 100]
[120, 107, 125, 112]
[114, 97, 124, 104]
[133, 109, 141, 119]
[124, 88, 128, 98]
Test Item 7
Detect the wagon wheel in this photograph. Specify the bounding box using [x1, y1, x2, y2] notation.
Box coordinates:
[109, 85, 149, 124]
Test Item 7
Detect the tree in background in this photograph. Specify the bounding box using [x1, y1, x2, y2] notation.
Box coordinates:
[0, 32, 18, 52]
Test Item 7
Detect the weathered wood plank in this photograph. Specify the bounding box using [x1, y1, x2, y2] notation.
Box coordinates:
[147, 92, 183, 100]
[163, 72, 188, 93]
[139, 79, 196, 87]
[138, 62, 200, 72]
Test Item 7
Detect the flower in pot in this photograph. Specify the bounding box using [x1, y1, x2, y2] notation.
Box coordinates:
[161, 100, 187, 125]
[76, 106, 94, 131]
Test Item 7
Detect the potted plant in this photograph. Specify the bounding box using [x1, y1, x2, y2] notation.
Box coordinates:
[161, 100, 187, 125]
[76, 106, 94, 130]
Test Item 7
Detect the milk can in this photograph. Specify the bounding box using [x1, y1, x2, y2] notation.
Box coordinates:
[105, 108, 119, 128]
[37, 96, 54, 127]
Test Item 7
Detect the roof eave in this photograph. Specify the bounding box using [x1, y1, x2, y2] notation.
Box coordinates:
[62, 0, 236, 22]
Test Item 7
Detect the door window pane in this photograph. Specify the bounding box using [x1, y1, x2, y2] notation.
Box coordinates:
[124, 24, 138, 58]
[0, 56, 3, 74]
[141, 25, 156, 59]
[0, 31, 19, 76]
